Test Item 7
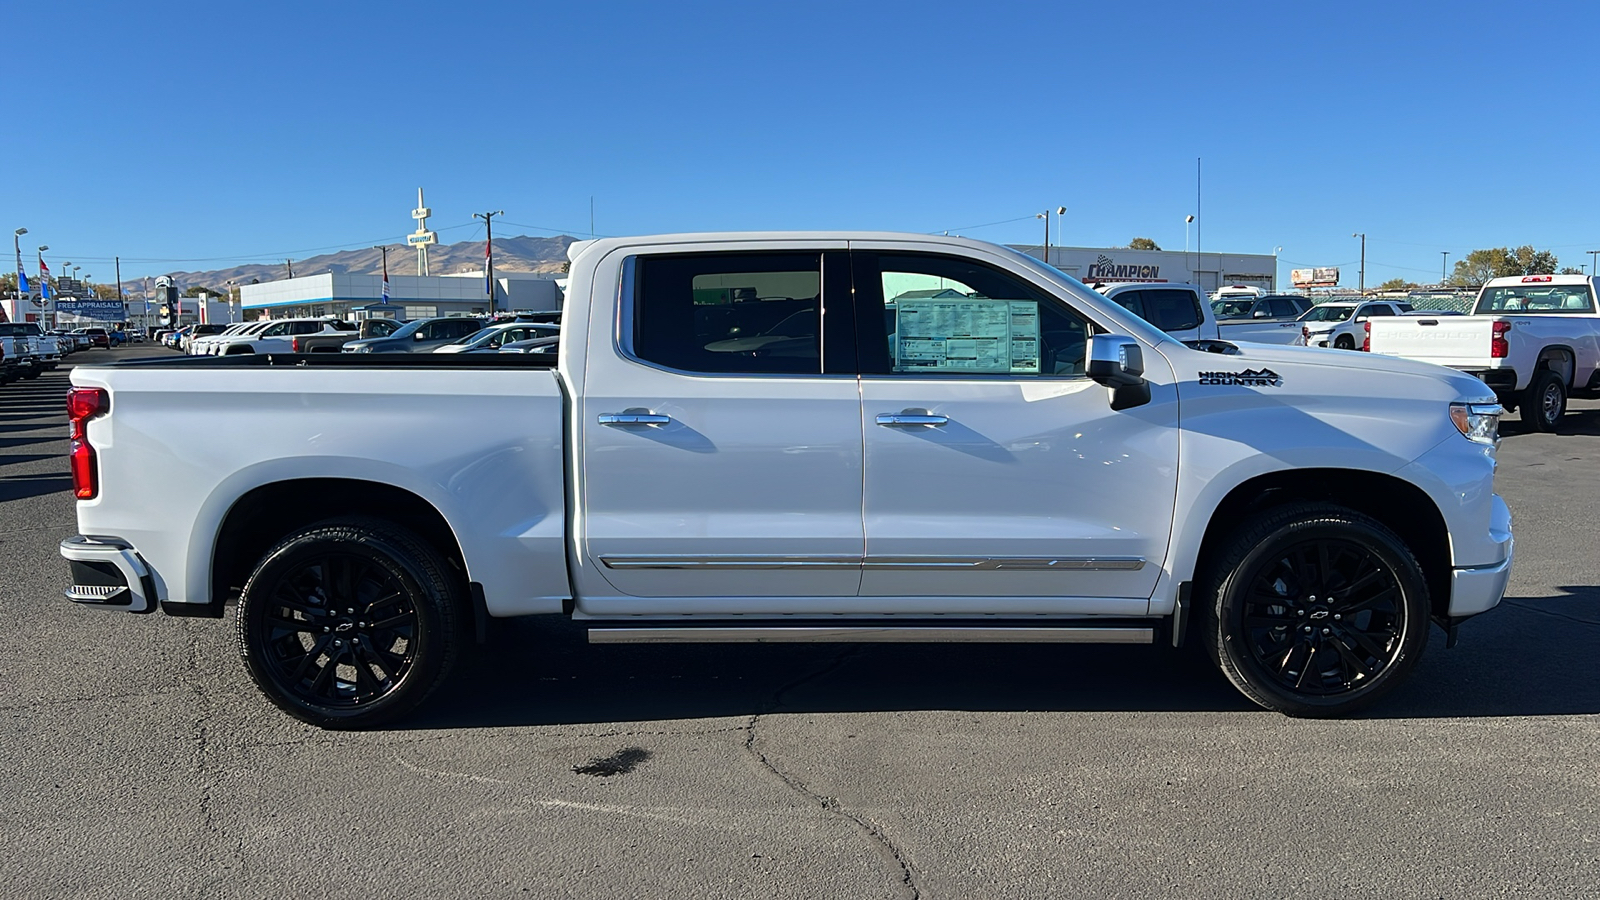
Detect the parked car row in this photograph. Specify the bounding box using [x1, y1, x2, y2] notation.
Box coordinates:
[159, 312, 566, 359]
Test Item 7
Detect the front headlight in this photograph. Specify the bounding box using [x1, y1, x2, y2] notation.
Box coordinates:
[1450, 402, 1502, 445]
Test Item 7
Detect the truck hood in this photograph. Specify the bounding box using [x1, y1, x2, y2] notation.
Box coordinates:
[1167, 338, 1496, 402]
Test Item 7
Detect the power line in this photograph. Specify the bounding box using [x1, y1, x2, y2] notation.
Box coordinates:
[933, 214, 1039, 234]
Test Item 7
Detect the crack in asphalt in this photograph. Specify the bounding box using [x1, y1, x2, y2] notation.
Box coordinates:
[741, 648, 921, 900]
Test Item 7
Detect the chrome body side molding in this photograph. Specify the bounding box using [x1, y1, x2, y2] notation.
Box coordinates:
[599, 555, 1146, 571]
[588, 625, 1155, 644]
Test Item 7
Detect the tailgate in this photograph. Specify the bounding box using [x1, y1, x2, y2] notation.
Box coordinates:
[1368, 316, 1492, 361]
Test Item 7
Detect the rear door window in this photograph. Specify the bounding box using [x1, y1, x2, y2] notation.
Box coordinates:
[632, 252, 831, 375]
[1269, 298, 1300, 318]
[1140, 289, 1202, 331]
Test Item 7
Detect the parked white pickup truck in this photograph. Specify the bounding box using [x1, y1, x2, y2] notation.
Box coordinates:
[62, 232, 1514, 727]
[1368, 274, 1600, 431]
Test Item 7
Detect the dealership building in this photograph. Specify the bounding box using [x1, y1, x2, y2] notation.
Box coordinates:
[1010, 245, 1278, 293]
[238, 271, 563, 320]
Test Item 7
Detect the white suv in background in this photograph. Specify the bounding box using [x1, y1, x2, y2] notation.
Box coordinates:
[1296, 300, 1412, 350]
[209, 318, 354, 356]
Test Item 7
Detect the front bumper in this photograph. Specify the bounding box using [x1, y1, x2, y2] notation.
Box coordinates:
[1448, 494, 1514, 617]
[60, 535, 159, 613]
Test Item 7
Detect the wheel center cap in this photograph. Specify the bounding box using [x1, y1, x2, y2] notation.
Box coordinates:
[334, 622, 355, 633]
[1308, 609, 1331, 620]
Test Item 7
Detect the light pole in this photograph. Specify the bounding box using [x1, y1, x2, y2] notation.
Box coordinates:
[1055, 206, 1066, 254]
[1441, 251, 1450, 284]
[1035, 211, 1050, 264]
[1273, 246, 1282, 292]
[1351, 233, 1366, 292]
[1590, 250, 1599, 275]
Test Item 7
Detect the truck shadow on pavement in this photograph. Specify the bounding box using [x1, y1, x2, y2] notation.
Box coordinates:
[0, 472, 72, 502]
[1500, 406, 1600, 437]
[408, 586, 1599, 729]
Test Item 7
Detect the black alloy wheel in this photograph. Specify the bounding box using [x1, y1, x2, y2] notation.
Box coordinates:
[1201, 503, 1429, 717]
[1334, 335, 1354, 350]
[237, 519, 465, 729]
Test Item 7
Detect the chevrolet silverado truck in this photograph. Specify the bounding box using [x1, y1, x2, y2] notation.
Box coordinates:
[1367, 274, 1600, 431]
[61, 232, 1514, 728]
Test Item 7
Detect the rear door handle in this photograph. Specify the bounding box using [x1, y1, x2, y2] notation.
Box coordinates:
[875, 413, 949, 427]
[598, 413, 671, 426]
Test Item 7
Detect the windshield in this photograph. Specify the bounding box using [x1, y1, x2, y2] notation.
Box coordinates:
[1211, 299, 1255, 318]
[386, 320, 424, 339]
[1300, 305, 1356, 323]
[1476, 284, 1594, 314]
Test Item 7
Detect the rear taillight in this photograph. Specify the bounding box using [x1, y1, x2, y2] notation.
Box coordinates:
[292, 337, 303, 352]
[1491, 320, 1512, 359]
[1362, 320, 1370, 352]
[67, 387, 109, 500]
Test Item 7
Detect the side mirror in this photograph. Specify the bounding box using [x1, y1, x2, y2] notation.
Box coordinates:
[1087, 334, 1151, 410]
[1252, 309, 1270, 318]
[414, 331, 427, 340]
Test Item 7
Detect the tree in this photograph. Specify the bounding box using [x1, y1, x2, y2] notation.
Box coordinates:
[1448, 245, 1560, 287]
[91, 283, 123, 300]
[1505, 245, 1558, 276]
[181, 285, 217, 297]
[1377, 278, 1416, 291]
[1559, 267, 1584, 275]
[1127, 237, 1161, 250]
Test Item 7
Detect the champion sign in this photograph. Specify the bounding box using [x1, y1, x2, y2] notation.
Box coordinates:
[1085, 254, 1160, 281]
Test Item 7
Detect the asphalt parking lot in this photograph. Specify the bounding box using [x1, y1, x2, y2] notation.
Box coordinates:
[3, 346, 1598, 899]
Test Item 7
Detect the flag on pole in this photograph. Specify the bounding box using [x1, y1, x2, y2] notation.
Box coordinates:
[381, 253, 390, 304]
[38, 255, 50, 299]
[15, 245, 27, 294]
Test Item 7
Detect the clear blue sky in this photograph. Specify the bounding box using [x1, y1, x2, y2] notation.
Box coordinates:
[6, 0, 1599, 288]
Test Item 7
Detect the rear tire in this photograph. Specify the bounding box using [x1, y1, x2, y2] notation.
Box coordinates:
[236, 518, 467, 729]
[1198, 502, 1430, 717]
[1334, 335, 1354, 350]
[1520, 369, 1565, 433]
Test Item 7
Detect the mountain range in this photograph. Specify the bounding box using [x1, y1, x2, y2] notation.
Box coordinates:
[121, 234, 578, 295]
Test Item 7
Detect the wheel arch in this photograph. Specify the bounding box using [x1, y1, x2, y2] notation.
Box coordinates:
[1190, 468, 1452, 621]
[1534, 345, 1575, 385]
[209, 477, 468, 616]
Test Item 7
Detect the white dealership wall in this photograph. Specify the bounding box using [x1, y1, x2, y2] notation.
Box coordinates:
[1010, 245, 1278, 293]
[239, 272, 561, 319]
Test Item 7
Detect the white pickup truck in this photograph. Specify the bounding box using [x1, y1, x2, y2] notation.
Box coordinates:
[1368, 274, 1600, 431]
[61, 232, 1514, 728]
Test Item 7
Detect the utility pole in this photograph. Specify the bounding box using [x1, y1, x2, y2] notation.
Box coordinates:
[1441, 251, 1449, 284]
[1352, 232, 1366, 292]
[474, 210, 504, 315]
[115, 256, 123, 328]
[1590, 250, 1599, 276]
[286, 259, 294, 279]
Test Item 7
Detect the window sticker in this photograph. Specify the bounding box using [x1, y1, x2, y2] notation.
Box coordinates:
[893, 299, 1040, 374]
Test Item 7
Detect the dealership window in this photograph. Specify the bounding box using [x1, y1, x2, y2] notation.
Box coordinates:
[404, 305, 437, 320]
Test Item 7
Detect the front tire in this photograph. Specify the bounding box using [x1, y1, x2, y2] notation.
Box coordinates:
[236, 518, 467, 729]
[1520, 369, 1566, 433]
[1334, 335, 1354, 350]
[1199, 503, 1430, 717]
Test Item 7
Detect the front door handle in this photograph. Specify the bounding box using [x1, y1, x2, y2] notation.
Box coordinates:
[875, 413, 949, 427]
[598, 413, 672, 426]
